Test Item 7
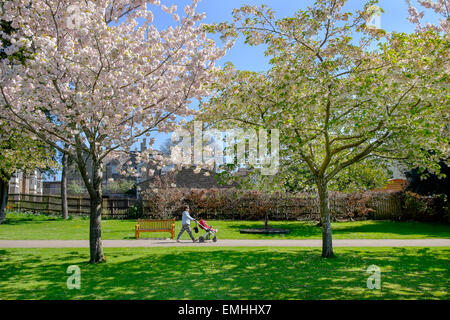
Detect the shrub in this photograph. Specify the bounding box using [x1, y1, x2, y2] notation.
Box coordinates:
[400, 192, 448, 222]
[128, 205, 140, 219]
[140, 188, 448, 223]
[67, 181, 86, 195]
[141, 188, 371, 221]
[329, 192, 376, 220]
[104, 179, 135, 194]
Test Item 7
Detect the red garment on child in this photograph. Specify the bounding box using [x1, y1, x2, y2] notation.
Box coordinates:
[198, 219, 217, 233]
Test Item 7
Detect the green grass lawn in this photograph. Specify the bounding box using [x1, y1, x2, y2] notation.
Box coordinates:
[1, 211, 449, 240]
[0, 247, 448, 300]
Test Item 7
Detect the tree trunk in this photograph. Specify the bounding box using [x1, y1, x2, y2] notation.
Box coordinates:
[264, 211, 269, 229]
[317, 178, 334, 258]
[61, 151, 69, 220]
[89, 193, 104, 263]
[447, 193, 450, 224]
[89, 159, 105, 264]
[0, 178, 9, 223]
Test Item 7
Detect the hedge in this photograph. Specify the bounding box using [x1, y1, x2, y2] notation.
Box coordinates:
[141, 188, 449, 223]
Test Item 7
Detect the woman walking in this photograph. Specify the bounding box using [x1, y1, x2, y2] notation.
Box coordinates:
[177, 205, 197, 242]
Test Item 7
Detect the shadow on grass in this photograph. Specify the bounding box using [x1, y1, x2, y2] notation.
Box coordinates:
[226, 221, 321, 238]
[226, 220, 450, 239]
[333, 221, 450, 238]
[0, 247, 448, 300]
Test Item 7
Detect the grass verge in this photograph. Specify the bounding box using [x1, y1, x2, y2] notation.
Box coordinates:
[0, 247, 448, 300]
[1, 211, 449, 240]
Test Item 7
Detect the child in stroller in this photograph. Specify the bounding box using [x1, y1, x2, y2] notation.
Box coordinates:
[195, 219, 218, 243]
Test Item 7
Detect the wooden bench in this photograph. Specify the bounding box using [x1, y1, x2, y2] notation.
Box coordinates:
[135, 219, 175, 239]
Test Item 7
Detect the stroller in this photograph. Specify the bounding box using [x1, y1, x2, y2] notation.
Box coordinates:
[194, 219, 218, 243]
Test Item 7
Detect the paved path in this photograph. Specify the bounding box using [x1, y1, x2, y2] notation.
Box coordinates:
[0, 239, 449, 248]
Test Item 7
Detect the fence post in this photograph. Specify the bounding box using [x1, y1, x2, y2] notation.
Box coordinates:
[373, 198, 377, 220]
[46, 195, 50, 214]
[109, 199, 113, 218]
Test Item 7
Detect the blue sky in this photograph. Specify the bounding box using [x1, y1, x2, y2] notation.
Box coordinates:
[145, 0, 419, 151]
[151, 0, 417, 72]
[47, 0, 430, 181]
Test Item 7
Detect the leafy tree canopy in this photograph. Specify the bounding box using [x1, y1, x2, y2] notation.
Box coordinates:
[200, 0, 449, 257]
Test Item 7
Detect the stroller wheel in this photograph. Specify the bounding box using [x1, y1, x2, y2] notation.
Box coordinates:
[199, 236, 205, 243]
[213, 236, 217, 242]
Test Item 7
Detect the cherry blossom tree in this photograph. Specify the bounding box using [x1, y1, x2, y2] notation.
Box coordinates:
[200, 0, 448, 257]
[0, 0, 231, 263]
[1, 1, 57, 223]
[406, 0, 449, 33]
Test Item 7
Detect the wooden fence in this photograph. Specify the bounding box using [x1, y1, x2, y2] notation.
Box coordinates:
[140, 190, 405, 220]
[7, 191, 405, 220]
[7, 194, 139, 219]
[367, 194, 403, 220]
